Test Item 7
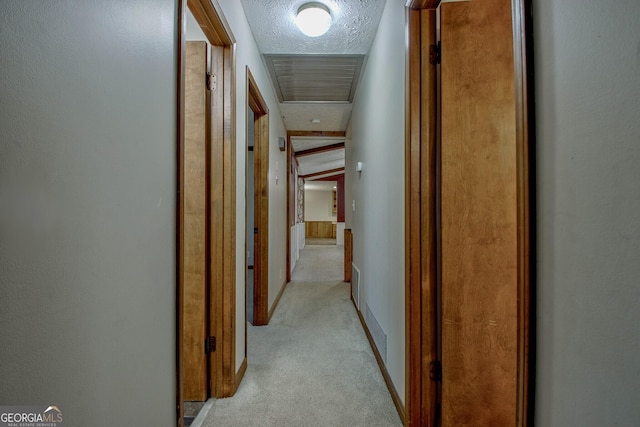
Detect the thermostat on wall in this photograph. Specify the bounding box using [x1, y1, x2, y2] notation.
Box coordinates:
[355, 162, 363, 172]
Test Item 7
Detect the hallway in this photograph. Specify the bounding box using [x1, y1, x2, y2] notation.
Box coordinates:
[198, 245, 402, 426]
[4, 1, 640, 426]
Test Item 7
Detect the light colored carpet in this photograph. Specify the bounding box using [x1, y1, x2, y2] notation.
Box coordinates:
[200, 245, 402, 427]
[305, 238, 337, 245]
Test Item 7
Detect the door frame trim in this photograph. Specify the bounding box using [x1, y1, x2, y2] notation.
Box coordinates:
[405, 7, 438, 427]
[404, 1, 534, 425]
[177, 1, 238, 424]
[512, 0, 535, 423]
[246, 67, 270, 327]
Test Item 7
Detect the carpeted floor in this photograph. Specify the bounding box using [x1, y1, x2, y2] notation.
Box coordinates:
[305, 238, 337, 245]
[198, 244, 402, 427]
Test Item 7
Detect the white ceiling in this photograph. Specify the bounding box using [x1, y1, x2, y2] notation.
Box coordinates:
[240, 0, 387, 178]
[291, 135, 345, 177]
[240, 0, 386, 55]
[280, 103, 352, 132]
[290, 136, 344, 152]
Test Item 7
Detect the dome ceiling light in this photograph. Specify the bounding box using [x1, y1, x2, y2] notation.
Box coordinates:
[295, 3, 332, 37]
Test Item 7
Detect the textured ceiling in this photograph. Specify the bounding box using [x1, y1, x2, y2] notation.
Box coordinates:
[240, 0, 386, 55]
[240, 0, 387, 176]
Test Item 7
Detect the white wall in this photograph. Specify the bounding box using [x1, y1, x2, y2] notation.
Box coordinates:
[304, 189, 336, 222]
[534, 0, 640, 425]
[0, 1, 176, 425]
[187, 8, 207, 41]
[215, 0, 288, 369]
[347, 0, 406, 403]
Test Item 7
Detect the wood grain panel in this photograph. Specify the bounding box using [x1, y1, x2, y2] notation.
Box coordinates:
[209, 44, 224, 397]
[188, 0, 234, 46]
[512, 0, 533, 423]
[185, 0, 237, 401]
[344, 229, 352, 282]
[419, 9, 439, 427]
[220, 45, 237, 396]
[407, 0, 441, 10]
[183, 41, 208, 402]
[305, 221, 335, 238]
[406, 9, 438, 427]
[405, 10, 423, 426]
[440, 0, 518, 425]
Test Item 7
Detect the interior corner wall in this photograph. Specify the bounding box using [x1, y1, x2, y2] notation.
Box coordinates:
[347, 0, 406, 403]
[215, 0, 288, 370]
[0, 1, 177, 425]
[533, 1, 640, 425]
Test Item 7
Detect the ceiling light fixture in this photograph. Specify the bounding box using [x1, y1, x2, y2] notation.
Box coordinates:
[295, 3, 332, 37]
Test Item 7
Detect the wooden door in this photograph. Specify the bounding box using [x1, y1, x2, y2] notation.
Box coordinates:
[247, 70, 270, 326]
[183, 41, 209, 401]
[440, 0, 520, 425]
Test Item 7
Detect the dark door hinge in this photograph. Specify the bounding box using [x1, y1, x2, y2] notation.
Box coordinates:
[430, 360, 442, 382]
[206, 73, 217, 91]
[205, 336, 216, 353]
[430, 41, 441, 65]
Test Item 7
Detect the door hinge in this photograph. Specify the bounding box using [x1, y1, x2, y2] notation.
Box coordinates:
[430, 41, 441, 65]
[430, 360, 442, 382]
[205, 336, 216, 353]
[206, 73, 217, 91]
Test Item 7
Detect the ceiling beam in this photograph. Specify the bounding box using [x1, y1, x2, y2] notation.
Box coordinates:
[300, 167, 345, 179]
[287, 130, 346, 138]
[315, 173, 344, 182]
[295, 142, 345, 157]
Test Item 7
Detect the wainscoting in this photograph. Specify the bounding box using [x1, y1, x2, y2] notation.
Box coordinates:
[305, 221, 336, 239]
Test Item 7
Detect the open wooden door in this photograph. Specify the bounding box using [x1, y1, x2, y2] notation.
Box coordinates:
[406, 0, 531, 425]
[182, 41, 210, 402]
[178, 4, 240, 423]
[439, 0, 530, 424]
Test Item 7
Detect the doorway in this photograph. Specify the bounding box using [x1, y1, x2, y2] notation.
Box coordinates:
[177, 1, 238, 426]
[246, 68, 270, 327]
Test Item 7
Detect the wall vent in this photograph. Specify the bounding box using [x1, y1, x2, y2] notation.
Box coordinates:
[365, 303, 387, 363]
[351, 263, 361, 310]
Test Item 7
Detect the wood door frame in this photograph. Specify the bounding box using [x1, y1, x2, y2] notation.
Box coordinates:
[246, 67, 270, 327]
[405, 7, 438, 427]
[182, 40, 210, 403]
[404, 1, 534, 425]
[177, 0, 238, 424]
